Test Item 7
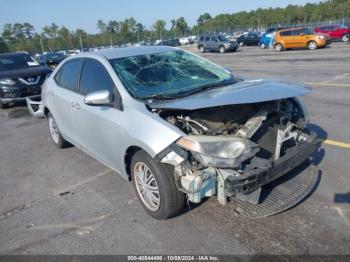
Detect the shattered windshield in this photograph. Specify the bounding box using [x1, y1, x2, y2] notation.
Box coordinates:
[109, 50, 235, 100]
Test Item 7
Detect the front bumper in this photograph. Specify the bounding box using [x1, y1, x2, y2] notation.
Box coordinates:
[223, 132, 319, 196]
[0, 85, 42, 103]
[0, 94, 41, 103]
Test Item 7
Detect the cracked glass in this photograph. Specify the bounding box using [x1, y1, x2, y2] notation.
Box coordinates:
[109, 50, 233, 100]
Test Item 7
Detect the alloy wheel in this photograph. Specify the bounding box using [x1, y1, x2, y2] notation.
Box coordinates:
[134, 162, 160, 211]
[48, 117, 60, 144]
[308, 41, 317, 50]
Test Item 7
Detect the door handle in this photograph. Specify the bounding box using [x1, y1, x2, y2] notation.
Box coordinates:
[71, 101, 80, 109]
[48, 90, 54, 96]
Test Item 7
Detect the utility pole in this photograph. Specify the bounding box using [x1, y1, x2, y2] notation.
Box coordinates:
[79, 35, 83, 50]
[258, 19, 260, 31]
[39, 37, 44, 53]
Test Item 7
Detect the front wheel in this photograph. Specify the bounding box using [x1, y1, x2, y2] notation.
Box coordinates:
[199, 46, 205, 53]
[219, 46, 226, 53]
[260, 43, 266, 49]
[47, 112, 70, 148]
[131, 150, 185, 220]
[308, 41, 317, 50]
[342, 34, 349, 42]
[239, 42, 244, 47]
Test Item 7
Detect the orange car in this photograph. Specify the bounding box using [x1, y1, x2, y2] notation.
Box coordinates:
[274, 27, 331, 51]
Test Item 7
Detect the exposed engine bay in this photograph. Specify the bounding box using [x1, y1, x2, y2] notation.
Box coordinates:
[154, 98, 318, 205]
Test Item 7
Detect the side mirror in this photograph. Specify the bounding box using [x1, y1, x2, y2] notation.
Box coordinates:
[84, 90, 113, 106]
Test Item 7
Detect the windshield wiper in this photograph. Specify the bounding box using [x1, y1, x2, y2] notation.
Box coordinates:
[177, 77, 238, 97]
[142, 78, 238, 102]
[142, 93, 181, 101]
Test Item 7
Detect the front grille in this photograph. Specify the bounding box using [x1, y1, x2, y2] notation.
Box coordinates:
[2, 92, 19, 98]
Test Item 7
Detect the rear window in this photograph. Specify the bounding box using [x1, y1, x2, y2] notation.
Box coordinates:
[0, 54, 40, 71]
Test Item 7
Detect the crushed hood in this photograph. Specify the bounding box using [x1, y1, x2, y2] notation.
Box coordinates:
[149, 79, 310, 110]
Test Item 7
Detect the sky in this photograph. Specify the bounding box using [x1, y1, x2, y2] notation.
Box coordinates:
[1, 0, 314, 33]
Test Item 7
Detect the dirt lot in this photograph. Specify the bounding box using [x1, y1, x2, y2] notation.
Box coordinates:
[0, 42, 349, 255]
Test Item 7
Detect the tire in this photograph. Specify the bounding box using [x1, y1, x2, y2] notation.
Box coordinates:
[260, 43, 266, 49]
[0, 101, 8, 109]
[239, 42, 244, 47]
[47, 112, 70, 148]
[131, 150, 185, 220]
[219, 46, 226, 53]
[308, 41, 317, 50]
[342, 34, 349, 42]
[275, 43, 283, 52]
[199, 46, 205, 53]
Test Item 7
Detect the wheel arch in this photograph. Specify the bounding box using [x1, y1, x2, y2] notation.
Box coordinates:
[124, 145, 143, 181]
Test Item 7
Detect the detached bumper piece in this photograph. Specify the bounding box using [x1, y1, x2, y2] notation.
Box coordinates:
[232, 163, 319, 218]
[26, 96, 45, 118]
[225, 132, 319, 196]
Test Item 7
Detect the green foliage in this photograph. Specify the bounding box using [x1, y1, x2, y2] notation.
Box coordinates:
[1, 0, 349, 54]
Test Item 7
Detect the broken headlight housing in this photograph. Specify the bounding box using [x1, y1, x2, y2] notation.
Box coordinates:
[176, 135, 260, 168]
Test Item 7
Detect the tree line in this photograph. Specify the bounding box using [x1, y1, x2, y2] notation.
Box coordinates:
[1, 0, 349, 54]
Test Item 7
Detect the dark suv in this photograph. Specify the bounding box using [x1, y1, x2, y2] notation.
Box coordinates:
[197, 35, 238, 53]
[0, 52, 51, 109]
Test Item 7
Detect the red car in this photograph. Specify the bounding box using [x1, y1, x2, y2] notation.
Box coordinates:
[314, 24, 350, 42]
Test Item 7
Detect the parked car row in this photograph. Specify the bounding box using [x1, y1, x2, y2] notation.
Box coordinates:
[197, 23, 349, 53]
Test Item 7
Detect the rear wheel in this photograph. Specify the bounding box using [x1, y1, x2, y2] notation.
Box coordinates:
[275, 43, 283, 52]
[131, 150, 185, 220]
[260, 43, 266, 49]
[199, 46, 205, 53]
[239, 42, 244, 47]
[342, 34, 349, 42]
[0, 101, 8, 109]
[308, 41, 317, 50]
[219, 46, 226, 53]
[47, 112, 70, 148]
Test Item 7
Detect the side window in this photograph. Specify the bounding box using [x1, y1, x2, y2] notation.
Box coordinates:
[292, 29, 301, 36]
[205, 36, 210, 41]
[57, 59, 82, 90]
[211, 37, 218, 42]
[280, 30, 292, 37]
[79, 59, 115, 96]
[199, 36, 204, 41]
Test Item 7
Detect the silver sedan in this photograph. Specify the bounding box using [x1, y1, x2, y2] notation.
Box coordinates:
[27, 46, 319, 219]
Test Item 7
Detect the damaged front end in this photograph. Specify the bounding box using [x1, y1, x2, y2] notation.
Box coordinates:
[154, 98, 319, 206]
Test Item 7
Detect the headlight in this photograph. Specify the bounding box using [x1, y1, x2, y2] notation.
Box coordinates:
[293, 97, 309, 123]
[176, 135, 260, 168]
[318, 35, 325, 40]
[0, 78, 16, 85]
[224, 43, 231, 47]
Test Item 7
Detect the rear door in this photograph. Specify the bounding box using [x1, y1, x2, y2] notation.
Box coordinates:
[279, 30, 293, 48]
[48, 59, 83, 143]
[72, 58, 124, 172]
[209, 36, 219, 50]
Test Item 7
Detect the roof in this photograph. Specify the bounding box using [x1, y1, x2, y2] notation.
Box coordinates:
[0, 51, 29, 58]
[83, 46, 178, 60]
